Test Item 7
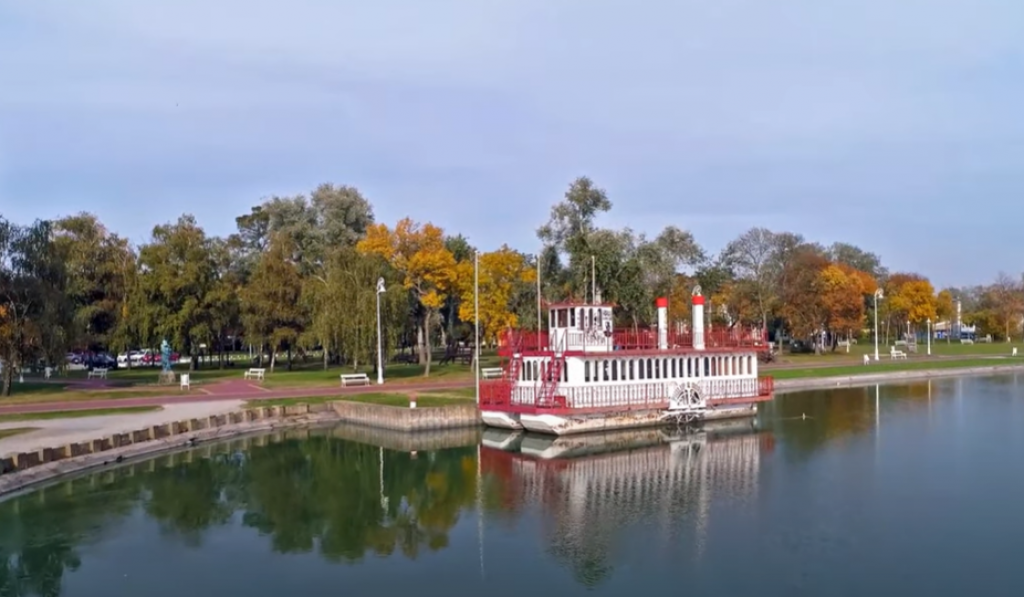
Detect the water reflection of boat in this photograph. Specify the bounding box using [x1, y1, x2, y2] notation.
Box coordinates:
[479, 421, 774, 587]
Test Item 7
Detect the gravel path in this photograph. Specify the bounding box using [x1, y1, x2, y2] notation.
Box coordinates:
[0, 400, 247, 456]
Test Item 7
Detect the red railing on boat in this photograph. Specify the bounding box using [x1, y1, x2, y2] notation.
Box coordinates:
[479, 375, 774, 414]
[498, 327, 767, 356]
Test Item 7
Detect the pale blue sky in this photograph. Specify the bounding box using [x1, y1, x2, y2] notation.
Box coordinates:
[1, 0, 1022, 287]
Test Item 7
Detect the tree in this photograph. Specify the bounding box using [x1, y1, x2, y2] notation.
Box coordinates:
[826, 242, 886, 279]
[885, 273, 937, 337]
[133, 215, 218, 370]
[0, 218, 70, 396]
[777, 246, 830, 352]
[455, 246, 537, 345]
[722, 227, 779, 330]
[986, 272, 1024, 341]
[357, 218, 458, 377]
[818, 263, 874, 347]
[239, 234, 305, 371]
[52, 213, 133, 351]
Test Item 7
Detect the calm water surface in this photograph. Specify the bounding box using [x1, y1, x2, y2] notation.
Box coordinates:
[3, 374, 1024, 596]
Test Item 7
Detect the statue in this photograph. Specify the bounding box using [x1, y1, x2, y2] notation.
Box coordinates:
[160, 339, 172, 373]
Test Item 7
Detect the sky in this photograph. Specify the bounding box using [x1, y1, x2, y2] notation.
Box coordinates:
[1, 0, 1022, 288]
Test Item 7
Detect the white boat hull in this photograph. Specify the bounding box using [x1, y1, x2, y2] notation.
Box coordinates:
[517, 404, 758, 436]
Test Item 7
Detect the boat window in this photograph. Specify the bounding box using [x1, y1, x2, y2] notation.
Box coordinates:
[584, 360, 591, 382]
[570, 308, 576, 328]
[703, 357, 709, 377]
[646, 358, 652, 379]
[671, 358, 677, 378]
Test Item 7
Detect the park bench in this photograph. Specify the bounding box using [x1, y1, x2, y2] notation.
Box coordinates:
[340, 373, 370, 387]
[180, 373, 190, 390]
[244, 368, 266, 381]
[863, 354, 871, 365]
[482, 367, 503, 379]
[890, 348, 907, 360]
[87, 368, 108, 379]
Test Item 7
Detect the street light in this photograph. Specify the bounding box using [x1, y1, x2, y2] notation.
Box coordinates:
[376, 277, 386, 385]
[927, 318, 932, 356]
[873, 288, 884, 361]
[474, 251, 480, 405]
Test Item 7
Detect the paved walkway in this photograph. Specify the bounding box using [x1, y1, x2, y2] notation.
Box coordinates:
[0, 400, 246, 456]
[0, 378, 473, 416]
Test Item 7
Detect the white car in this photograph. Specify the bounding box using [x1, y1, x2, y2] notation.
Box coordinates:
[117, 351, 145, 366]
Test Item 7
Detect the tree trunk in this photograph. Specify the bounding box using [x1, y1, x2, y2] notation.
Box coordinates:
[323, 343, 329, 370]
[270, 344, 277, 372]
[417, 323, 426, 365]
[287, 346, 292, 371]
[423, 312, 433, 377]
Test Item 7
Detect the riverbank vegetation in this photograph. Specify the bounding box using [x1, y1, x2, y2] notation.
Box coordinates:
[4, 177, 1023, 395]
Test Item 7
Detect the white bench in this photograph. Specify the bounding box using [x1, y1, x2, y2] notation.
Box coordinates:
[87, 368, 108, 379]
[863, 354, 870, 365]
[482, 367, 503, 379]
[180, 373, 190, 390]
[961, 338, 974, 345]
[890, 348, 907, 360]
[340, 373, 370, 387]
[1013, 347, 1018, 357]
[244, 368, 266, 381]
[44, 367, 53, 379]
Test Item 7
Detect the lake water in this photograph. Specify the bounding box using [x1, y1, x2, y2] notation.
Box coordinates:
[3, 374, 1024, 596]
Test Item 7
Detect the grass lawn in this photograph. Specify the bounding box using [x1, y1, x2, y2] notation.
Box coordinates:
[0, 427, 38, 440]
[0, 385, 173, 405]
[771, 357, 1019, 380]
[0, 406, 162, 423]
[773, 340, 1020, 367]
[249, 389, 475, 409]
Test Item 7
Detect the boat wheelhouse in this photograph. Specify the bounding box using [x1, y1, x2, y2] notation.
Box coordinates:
[479, 286, 774, 435]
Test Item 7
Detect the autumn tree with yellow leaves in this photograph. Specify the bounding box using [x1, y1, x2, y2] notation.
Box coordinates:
[357, 218, 458, 377]
[818, 263, 876, 343]
[455, 245, 536, 346]
[885, 273, 937, 338]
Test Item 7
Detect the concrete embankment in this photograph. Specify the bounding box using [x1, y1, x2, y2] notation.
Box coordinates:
[0, 400, 483, 498]
[773, 363, 1024, 393]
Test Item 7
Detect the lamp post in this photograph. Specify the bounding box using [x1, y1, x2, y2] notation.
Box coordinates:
[474, 251, 480, 405]
[376, 277, 386, 385]
[927, 318, 932, 356]
[873, 288, 884, 361]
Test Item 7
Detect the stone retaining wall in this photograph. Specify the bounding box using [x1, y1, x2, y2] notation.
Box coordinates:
[329, 423, 481, 451]
[0, 403, 335, 490]
[331, 401, 481, 431]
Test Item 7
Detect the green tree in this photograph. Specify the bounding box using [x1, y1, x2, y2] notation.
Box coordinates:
[133, 215, 218, 370]
[240, 234, 305, 371]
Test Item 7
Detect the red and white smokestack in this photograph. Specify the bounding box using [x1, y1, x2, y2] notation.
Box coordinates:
[656, 297, 668, 350]
[692, 288, 705, 350]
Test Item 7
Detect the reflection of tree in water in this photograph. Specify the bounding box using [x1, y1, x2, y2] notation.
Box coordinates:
[0, 435, 480, 595]
[239, 437, 477, 562]
[144, 457, 239, 547]
[0, 476, 143, 597]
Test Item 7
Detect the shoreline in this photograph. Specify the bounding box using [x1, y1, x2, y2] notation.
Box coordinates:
[3, 362, 1024, 498]
[773, 363, 1024, 393]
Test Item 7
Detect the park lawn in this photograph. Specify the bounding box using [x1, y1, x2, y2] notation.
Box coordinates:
[770, 357, 1018, 380]
[0, 427, 38, 440]
[259, 360, 495, 389]
[0, 406, 162, 423]
[778, 341, 1018, 364]
[248, 391, 475, 409]
[0, 386, 172, 405]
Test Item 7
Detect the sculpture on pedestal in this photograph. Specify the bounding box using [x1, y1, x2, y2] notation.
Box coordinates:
[160, 339, 172, 372]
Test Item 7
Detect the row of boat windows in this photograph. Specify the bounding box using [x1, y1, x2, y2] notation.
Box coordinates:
[550, 307, 613, 331]
[518, 354, 757, 383]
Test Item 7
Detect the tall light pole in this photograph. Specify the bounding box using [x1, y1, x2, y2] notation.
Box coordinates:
[376, 277, 386, 385]
[927, 318, 932, 356]
[474, 251, 481, 405]
[873, 289, 884, 361]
